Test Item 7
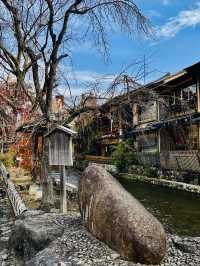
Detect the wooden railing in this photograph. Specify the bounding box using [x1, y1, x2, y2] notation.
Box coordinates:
[0, 161, 28, 216]
[160, 150, 200, 172]
[84, 155, 112, 163]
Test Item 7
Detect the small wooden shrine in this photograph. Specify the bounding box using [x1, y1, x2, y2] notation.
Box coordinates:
[44, 125, 77, 212]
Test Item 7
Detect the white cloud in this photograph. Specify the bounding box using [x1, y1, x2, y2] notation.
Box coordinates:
[67, 70, 104, 83]
[161, 0, 171, 5]
[56, 65, 116, 98]
[157, 3, 200, 38]
[148, 10, 162, 18]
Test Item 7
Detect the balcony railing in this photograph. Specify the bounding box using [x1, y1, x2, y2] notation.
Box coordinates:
[169, 102, 196, 117]
[160, 150, 200, 172]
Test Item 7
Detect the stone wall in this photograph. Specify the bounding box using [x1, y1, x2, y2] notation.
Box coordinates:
[120, 174, 200, 195]
[88, 162, 117, 173]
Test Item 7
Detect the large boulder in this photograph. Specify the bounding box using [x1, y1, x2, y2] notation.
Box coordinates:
[79, 165, 166, 264]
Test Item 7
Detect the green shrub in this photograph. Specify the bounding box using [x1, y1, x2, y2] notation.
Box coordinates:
[112, 143, 128, 172]
[112, 141, 138, 172]
[143, 167, 158, 178]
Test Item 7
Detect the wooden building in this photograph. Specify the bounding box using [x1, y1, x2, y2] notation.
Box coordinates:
[76, 61, 200, 173]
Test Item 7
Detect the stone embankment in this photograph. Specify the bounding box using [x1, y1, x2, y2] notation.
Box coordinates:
[120, 174, 200, 195]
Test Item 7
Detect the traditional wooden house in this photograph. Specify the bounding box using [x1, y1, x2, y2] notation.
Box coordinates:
[77, 61, 200, 173]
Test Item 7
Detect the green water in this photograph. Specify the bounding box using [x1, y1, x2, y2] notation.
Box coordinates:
[120, 179, 200, 237]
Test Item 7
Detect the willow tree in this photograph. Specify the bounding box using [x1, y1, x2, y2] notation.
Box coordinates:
[0, 0, 149, 208]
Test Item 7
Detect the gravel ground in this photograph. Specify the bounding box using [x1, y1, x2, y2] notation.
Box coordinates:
[0, 184, 15, 266]
[27, 212, 200, 266]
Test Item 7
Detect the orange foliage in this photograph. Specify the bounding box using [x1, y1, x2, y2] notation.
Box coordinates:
[11, 134, 32, 171]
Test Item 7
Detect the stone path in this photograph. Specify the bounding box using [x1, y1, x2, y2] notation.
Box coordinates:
[1, 179, 200, 266]
[27, 212, 200, 266]
[0, 182, 15, 266]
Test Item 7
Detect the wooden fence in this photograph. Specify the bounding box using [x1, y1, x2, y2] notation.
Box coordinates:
[0, 161, 27, 216]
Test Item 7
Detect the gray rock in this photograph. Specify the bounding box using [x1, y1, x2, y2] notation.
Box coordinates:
[9, 211, 65, 259]
[172, 236, 199, 254]
[79, 165, 166, 264]
[26, 229, 200, 266]
[110, 253, 120, 260]
[19, 210, 45, 219]
[1, 253, 8, 260]
[49, 208, 60, 213]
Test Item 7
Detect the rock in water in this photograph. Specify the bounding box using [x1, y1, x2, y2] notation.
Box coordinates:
[79, 165, 166, 264]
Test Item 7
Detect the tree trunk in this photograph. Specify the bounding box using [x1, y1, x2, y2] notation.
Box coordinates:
[40, 152, 55, 211]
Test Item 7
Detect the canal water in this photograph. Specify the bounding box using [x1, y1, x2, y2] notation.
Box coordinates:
[120, 179, 200, 237]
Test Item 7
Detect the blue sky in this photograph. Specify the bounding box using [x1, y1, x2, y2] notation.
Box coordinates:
[63, 0, 200, 96]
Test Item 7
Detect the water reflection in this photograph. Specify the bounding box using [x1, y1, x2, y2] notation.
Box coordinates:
[120, 179, 200, 236]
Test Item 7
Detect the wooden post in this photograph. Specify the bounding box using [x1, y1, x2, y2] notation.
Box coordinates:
[60, 165, 67, 213]
[41, 151, 55, 210]
[197, 78, 200, 112]
[118, 108, 123, 139]
[157, 100, 160, 121]
[158, 129, 161, 154]
[44, 126, 76, 213]
[197, 78, 200, 149]
[132, 103, 139, 126]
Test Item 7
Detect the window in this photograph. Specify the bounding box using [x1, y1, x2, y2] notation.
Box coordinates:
[170, 84, 197, 112]
[137, 131, 157, 151]
[190, 124, 198, 150]
[139, 101, 157, 122]
[182, 84, 197, 108]
[171, 125, 198, 150]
